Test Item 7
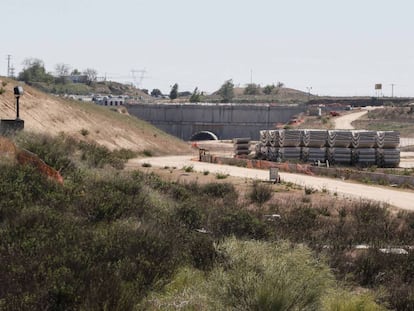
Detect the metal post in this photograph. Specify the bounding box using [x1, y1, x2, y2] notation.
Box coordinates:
[16, 96, 20, 119]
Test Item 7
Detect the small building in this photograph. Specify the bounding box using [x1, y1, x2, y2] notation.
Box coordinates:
[94, 95, 125, 106]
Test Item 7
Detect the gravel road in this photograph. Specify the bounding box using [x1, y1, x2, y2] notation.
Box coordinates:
[333, 109, 368, 130]
[128, 156, 414, 211]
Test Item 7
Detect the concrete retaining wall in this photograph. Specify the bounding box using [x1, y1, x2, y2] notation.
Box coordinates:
[126, 103, 305, 140]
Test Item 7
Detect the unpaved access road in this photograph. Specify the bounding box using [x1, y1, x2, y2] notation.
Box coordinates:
[128, 156, 414, 211]
[333, 109, 368, 129]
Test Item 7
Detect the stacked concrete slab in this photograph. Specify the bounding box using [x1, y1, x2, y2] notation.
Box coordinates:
[255, 129, 400, 167]
[233, 137, 251, 156]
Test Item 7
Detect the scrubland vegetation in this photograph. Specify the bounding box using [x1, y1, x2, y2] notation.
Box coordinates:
[0, 133, 413, 310]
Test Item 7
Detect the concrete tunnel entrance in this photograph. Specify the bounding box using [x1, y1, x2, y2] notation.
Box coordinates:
[190, 131, 219, 141]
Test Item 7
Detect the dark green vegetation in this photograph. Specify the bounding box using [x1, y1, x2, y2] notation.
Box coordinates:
[0, 133, 413, 310]
[16, 58, 147, 97]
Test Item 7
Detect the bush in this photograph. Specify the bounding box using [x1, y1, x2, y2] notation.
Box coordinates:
[182, 165, 194, 173]
[323, 290, 386, 311]
[141, 162, 152, 167]
[210, 238, 334, 311]
[175, 204, 202, 230]
[305, 186, 316, 195]
[218, 210, 268, 239]
[249, 181, 273, 205]
[140, 238, 336, 311]
[142, 149, 153, 157]
[215, 172, 228, 179]
[80, 128, 89, 136]
[15, 132, 77, 176]
[202, 182, 236, 199]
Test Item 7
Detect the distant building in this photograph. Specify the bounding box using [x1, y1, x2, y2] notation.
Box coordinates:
[93, 95, 125, 106]
[64, 75, 88, 84]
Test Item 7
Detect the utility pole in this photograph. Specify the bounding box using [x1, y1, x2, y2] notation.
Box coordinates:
[6, 54, 12, 77]
[390, 83, 396, 98]
[306, 86, 312, 102]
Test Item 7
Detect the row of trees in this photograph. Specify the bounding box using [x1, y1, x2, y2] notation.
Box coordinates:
[155, 80, 285, 103]
[17, 58, 98, 85]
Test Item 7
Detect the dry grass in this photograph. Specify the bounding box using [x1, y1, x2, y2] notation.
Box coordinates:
[0, 77, 191, 155]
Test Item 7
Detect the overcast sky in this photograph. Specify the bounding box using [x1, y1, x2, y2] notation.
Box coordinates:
[2, 0, 414, 96]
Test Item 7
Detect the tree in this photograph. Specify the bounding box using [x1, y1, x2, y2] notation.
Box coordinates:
[55, 63, 71, 77]
[277, 81, 285, 88]
[83, 68, 98, 85]
[18, 58, 54, 84]
[169, 83, 178, 100]
[71, 69, 81, 75]
[151, 89, 162, 97]
[244, 83, 261, 95]
[263, 84, 276, 95]
[189, 87, 202, 103]
[218, 79, 234, 103]
[55, 63, 71, 84]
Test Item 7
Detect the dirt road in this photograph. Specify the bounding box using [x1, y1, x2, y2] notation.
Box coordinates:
[128, 156, 414, 211]
[333, 110, 368, 129]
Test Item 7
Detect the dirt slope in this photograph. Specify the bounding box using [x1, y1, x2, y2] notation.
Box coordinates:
[0, 77, 190, 155]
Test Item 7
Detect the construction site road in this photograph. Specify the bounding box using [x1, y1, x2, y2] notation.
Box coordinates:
[128, 156, 414, 211]
[333, 108, 373, 130]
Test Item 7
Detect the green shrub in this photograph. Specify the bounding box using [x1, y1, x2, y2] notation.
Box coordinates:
[80, 128, 89, 136]
[202, 182, 236, 199]
[0, 87, 5, 94]
[142, 149, 153, 157]
[140, 239, 335, 311]
[182, 165, 194, 173]
[218, 210, 268, 239]
[249, 181, 273, 205]
[323, 290, 386, 311]
[215, 172, 228, 179]
[175, 204, 202, 230]
[15, 132, 77, 176]
[305, 186, 316, 195]
[210, 238, 334, 311]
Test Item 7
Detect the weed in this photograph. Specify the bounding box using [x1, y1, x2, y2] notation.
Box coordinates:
[305, 186, 316, 195]
[1, 81, 7, 87]
[183, 165, 194, 173]
[80, 128, 89, 136]
[142, 149, 153, 157]
[215, 173, 229, 179]
[142, 163, 152, 167]
[0, 87, 5, 95]
[302, 196, 311, 203]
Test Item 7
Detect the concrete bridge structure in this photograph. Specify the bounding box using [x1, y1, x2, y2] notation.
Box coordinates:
[126, 102, 305, 141]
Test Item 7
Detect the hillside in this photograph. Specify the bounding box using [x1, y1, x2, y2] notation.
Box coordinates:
[31, 80, 152, 99]
[206, 85, 310, 103]
[0, 77, 190, 155]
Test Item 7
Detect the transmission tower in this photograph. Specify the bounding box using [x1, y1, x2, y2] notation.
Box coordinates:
[130, 69, 147, 89]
